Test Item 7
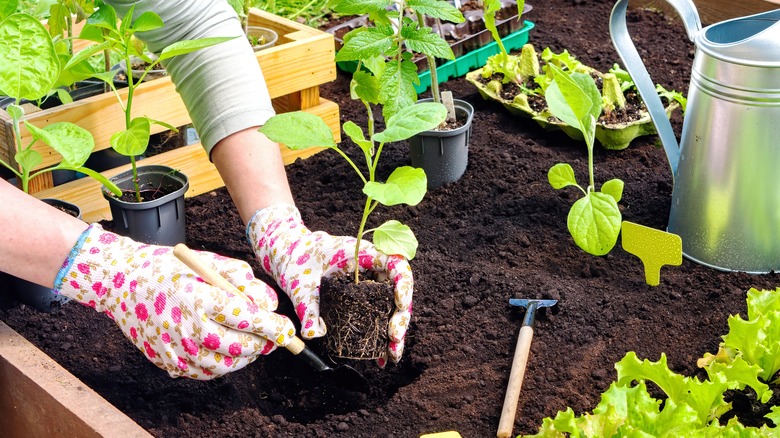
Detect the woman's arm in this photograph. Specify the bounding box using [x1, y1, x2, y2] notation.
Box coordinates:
[0, 179, 88, 287]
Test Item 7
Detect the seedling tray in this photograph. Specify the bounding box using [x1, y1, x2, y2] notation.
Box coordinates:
[415, 21, 534, 93]
[334, 21, 534, 94]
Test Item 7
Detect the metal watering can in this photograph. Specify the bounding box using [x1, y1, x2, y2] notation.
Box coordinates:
[610, 0, 780, 273]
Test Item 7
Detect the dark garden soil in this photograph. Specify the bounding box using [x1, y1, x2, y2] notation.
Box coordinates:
[3, 0, 780, 436]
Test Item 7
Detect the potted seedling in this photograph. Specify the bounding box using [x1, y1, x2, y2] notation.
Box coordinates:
[260, 104, 446, 360]
[406, 3, 475, 189]
[228, 0, 278, 51]
[545, 63, 623, 257]
[0, 12, 122, 311]
[329, 0, 471, 189]
[66, 4, 234, 245]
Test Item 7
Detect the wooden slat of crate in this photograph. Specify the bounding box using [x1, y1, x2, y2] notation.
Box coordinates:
[33, 97, 337, 224]
[0, 9, 336, 179]
[0, 321, 151, 437]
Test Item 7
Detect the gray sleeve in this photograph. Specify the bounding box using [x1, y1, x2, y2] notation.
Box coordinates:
[105, 0, 276, 157]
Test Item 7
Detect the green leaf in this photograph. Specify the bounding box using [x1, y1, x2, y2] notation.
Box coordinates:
[566, 191, 621, 256]
[259, 111, 336, 150]
[601, 178, 624, 203]
[373, 102, 447, 143]
[350, 70, 381, 104]
[111, 117, 151, 156]
[703, 356, 771, 404]
[0, 13, 60, 101]
[6, 104, 23, 119]
[335, 27, 393, 62]
[401, 25, 454, 60]
[25, 122, 95, 168]
[746, 287, 780, 320]
[342, 121, 372, 155]
[15, 149, 42, 174]
[74, 167, 122, 197]
[158, 37, 236, 62]
[379, 59, 419, 121]
[546, 64, 602, 141]
[86, 4, 118, 31]
[63, 41, 112, 71]
[766, 406, 780, 428]
[373, 220, 419, 260]
[77, 23, 107, 42]
[331, 0, 392, 15]
[0, 1, 17, 21]
[131, 11, 164, 33]
[548, 163, 577, 189]
[407, 0, 464, 22]
[363, 166, 427, 207]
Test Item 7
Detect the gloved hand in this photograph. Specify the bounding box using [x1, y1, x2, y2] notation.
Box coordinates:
[53, 224, 296, 380]
[247, 203, 413, 366]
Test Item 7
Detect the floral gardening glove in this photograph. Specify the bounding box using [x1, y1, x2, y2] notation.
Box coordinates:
[53, 224, 296, 380]
[247, 203, 413, 366]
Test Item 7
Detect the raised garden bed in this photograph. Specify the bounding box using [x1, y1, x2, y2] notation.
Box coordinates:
[0, 9, 340, 215]
[3, 0, 780, 436]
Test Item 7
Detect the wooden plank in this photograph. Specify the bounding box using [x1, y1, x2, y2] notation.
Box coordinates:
[35, 98, 339, 223]
[0, 321, 150, 437]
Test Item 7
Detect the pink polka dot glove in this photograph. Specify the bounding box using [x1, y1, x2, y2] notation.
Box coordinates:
[53, 224, 296, 380]
[247, 204, 413, 366]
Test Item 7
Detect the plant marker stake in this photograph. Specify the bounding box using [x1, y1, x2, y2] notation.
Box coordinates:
[621, 221, 682, 286]
[421, 432, 462, 438]
[441, 91, 457, 123]
[497, 298, 557, 438]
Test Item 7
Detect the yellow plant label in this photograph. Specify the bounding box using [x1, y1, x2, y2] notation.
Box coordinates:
[621, 221, 682, 286]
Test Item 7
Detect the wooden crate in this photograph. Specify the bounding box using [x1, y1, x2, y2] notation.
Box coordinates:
[0, 9, 339, 208]
[0, 321, 150, 437]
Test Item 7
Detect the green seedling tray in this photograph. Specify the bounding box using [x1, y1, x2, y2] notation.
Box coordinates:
[336, 21, 535, 94]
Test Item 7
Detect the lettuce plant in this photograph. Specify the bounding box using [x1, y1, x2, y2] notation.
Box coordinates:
[66, 4, 234, 202]
[546, 64, 624, 256]
[524, 287, 780, 437]
[0, 12, 120, 196]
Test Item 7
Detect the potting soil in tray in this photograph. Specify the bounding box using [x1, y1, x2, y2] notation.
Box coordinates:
[3, 1, 780, 436]
[465, 43, 681, 150]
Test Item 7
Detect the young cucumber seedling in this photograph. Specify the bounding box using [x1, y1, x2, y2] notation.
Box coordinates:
[545, 64, 624, 256]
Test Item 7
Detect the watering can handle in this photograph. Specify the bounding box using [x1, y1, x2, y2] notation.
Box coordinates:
[609, 0, 701, 176]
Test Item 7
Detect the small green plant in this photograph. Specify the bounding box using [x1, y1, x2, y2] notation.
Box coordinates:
[523, 287, 780, 437]
[546, 64, 624, 256]
[65, 4, 234, 202]
[331, 0, 462, 121]
[260, 104, 443, 283]
[481, 0, 525, 83]
[0, 12, 120, 196]
[258, 0, 462, 282]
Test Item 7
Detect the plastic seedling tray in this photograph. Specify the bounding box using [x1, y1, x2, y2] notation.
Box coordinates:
[333, 21, 534, 94]
[415, 21, 534, 93]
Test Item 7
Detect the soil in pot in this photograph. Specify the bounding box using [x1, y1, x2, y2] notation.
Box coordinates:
[320, 273, 395, 360]
[3, 2, 780, 436]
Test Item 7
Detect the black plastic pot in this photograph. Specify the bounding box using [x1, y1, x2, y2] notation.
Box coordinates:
[102, 165, 189, 246]
[7, 199, 82, 312]
[408, 98, 474, 189]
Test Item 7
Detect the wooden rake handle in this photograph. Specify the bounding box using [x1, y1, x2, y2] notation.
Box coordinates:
[496, 325, 534, 438]
[172, 244, 306, 355]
